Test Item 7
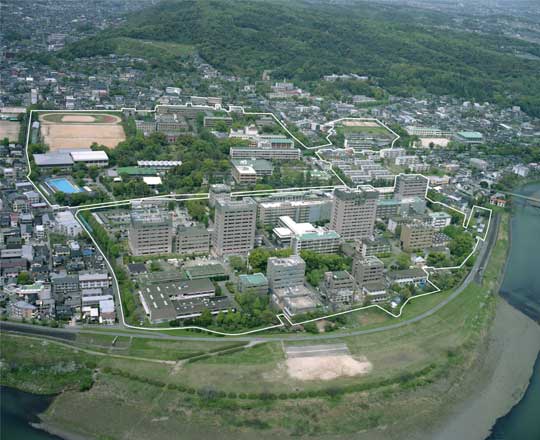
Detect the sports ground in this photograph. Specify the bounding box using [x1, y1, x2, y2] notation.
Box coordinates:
[39, 112, 125, 150]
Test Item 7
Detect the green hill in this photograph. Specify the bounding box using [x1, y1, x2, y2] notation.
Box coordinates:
[62, 0, 540, 115]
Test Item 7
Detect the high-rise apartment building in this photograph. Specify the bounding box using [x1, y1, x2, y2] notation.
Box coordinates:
[330, 186, 379, 240]
[212, 197, 257, 256]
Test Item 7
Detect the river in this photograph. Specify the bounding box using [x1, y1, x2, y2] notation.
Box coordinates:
[487, 181, 540, 440]
[0, 386, 62, 440]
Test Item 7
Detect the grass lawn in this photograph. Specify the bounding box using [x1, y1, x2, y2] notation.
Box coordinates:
[336, 124, 393, 137]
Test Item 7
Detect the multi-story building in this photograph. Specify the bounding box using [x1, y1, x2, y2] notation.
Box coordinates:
[212, 198, 257, 256]
[428, 212, 452, 229]
[400, 222, 435, 252]
[79, 272, 110, 289]
[257, 194, 332, 226]
[380, 147, 406, 159]
[395, 155, 420, 167]
[357, 237, 392, 257]
[238, 273, 269, 295]
[352, 255, 384, 287]
[257, 135, 294, 149]
[128, 209, 173, 256]
[395, 174, 429, 200]
[203, 116, 233, 128]
[208, 184, 230, 207]
[376, 196, 426, 220]
[229, 146, 301, 161]
[330, 186, 379, 240]
[51, 273, 79, 297]
[174, 225, 210, 255]
[321, 271, 356, 306]
[266, 255, 305, 291]
[274, 216, 341, 254]
[231, 159, 273, 184]
[258, 197, 333, 227]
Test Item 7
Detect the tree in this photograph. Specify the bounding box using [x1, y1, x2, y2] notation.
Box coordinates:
[149, 261, 161, 272]
[229, 256, 246, 273]
[197, 309, 213, 327]
[17, 271, 32, 285]
[395, 253, 411, 270]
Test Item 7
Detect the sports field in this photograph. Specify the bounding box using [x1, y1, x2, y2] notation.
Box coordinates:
[39, 112, 125, 150]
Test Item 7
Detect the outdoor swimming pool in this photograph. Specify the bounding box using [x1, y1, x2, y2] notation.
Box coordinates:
[46, 178, 82, 194]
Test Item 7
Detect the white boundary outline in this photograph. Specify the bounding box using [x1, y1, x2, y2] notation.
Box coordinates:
[23, 105, 493, 336]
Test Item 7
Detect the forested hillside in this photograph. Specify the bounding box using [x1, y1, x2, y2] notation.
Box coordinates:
[62, 0, 540, 115]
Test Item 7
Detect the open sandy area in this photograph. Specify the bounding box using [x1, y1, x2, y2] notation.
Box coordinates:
[286, 354, 372, 381]
[285, 344, 373, 381]
[419, 137, 450, 148]
[61, 115, 97, 123]
[342, 120, 379, 127]
[40, 124, 125, 149]
[0, 120, 20, 142]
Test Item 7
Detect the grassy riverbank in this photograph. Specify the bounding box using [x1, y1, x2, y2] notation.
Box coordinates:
[0, 214, 513, 439]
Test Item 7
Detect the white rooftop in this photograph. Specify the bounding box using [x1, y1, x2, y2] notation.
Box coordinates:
[70, 150, 109, 162]
[143, 176, 163, 186]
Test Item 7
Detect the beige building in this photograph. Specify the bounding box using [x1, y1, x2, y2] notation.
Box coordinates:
[352, 255, 384, 287]
[330, 186, 379, 240]
[174, 225, 210, 255]
[212, 198, 257, 256]
[128, 209, 173, 256]
[395, 174, 428, 200]
[400, 222, 435, 252]
[266, 255, 306, 291]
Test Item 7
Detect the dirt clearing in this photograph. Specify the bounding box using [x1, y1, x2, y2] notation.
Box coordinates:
[285, 344, 373, 381]
[0, 120, 20, 142]
[342, 120, 379, 127]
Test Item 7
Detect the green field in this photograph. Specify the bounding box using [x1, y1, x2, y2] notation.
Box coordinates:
[114, 37, 194, 59]
[336, 123, 394, 138]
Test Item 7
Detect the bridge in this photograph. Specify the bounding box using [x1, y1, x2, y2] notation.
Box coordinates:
[499, 191, 540, 207]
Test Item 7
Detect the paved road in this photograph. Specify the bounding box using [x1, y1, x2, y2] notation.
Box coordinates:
[1, 213, 499, 344]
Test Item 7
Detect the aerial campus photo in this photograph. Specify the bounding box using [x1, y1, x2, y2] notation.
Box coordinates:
[0, 1, 540, 439]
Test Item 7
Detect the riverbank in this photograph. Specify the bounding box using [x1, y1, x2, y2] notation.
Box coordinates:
[31, 422, 88, 440]
[430, 299, 540, 440]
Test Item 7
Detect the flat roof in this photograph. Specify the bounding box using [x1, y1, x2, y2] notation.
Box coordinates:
[117, 166, 157, 176]
[143, 176, 163, 185]
[457, 131, 483, 139]
[70, 150, 109, 161]
[34, 153, 73, 166]
[184, 263, 226, 279]
[239, 273, 268, 286]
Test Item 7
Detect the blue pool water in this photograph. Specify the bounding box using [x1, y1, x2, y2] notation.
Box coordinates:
[46, 178, 82, 194]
